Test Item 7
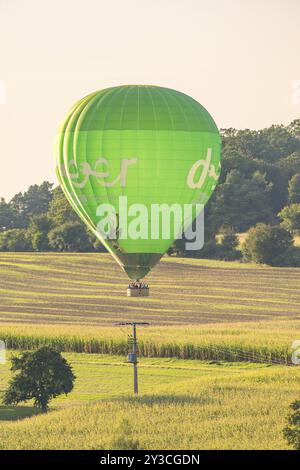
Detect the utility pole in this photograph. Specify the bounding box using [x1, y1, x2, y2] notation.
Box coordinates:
[115, 322, 149, 394]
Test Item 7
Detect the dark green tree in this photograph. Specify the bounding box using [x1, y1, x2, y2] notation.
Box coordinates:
[48, 187, 79, 226]
[278, 152, 300, 179]
[279, 204, 300, 234]
[288, 119, 300, 139]
[10, 182, 53, 228]
[3, 347, 75, 413]
[27, 214, 53, 251]
[242, 223, 293, 266]
[0, 229, 32, 251]
[208, 170, 273, 232]
[48, 222, 94, 252]
[288, 174, 300, 204]
[0, 198, 17, 231]
[259, 125, 300, 162]
[283, 400, 300, 450]
[221, 153, 288, 213]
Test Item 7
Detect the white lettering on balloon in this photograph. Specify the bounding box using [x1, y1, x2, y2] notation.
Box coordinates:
[65, 158, 138, 189]
[186, 148, 220, 189]
[59, 149, 219, 190]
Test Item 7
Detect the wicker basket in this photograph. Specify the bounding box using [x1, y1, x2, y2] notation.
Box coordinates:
[127, 287, 149, 297]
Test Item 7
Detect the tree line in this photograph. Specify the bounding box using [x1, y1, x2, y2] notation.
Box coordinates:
[0, 182, 104, 253]
[1, 120, 300, 266]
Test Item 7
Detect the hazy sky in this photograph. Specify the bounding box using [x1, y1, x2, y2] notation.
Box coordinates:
[1, 0, 300, 200]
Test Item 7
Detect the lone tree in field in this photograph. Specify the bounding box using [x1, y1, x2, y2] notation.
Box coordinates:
[284, 400, 300, 449]
[3, 347, 75, 413]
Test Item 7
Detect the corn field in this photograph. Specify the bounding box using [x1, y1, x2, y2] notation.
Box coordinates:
[0, 321, 295, 364]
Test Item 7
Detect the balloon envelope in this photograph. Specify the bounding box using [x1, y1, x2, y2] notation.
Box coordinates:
[55, 85, 221, 279]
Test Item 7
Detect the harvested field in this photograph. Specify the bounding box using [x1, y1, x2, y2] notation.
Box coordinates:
[0, 253, 299, 326]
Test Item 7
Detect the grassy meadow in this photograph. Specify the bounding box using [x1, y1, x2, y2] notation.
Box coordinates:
[1, 352, 300, 450]
[0, 253, 300, 449]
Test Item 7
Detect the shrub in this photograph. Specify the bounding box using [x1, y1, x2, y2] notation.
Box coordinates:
[242, 223, 293, 266]
[217, 226, 241, 261]
[279, 204, 300, 234]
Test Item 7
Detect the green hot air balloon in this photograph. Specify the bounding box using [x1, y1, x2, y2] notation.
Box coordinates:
[55, 85, 221, 283]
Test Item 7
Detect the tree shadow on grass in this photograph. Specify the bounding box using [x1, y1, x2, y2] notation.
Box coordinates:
[0, 405, 40, 421]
